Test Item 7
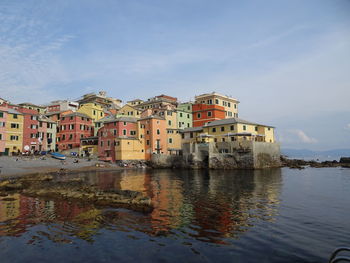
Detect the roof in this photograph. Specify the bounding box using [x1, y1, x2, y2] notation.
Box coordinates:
[63, 112, 91, 119]
[7, 108, 22, 115]
[18, 102, 46, 108]
[105, 117, 138, 123]
[138, 115, 165, 121]
[204, 117, 274, 128]
[96, 116, 138, 124]
[180, 127, 203, 133]
[38, 115, 57, 123]
[195, 92, 239, 102]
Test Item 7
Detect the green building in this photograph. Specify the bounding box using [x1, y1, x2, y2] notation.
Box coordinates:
[176, 103, 192, 129]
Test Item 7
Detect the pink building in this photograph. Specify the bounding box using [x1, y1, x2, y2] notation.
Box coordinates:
[97, 117, 138, 161]
[0, 103, 8, 154]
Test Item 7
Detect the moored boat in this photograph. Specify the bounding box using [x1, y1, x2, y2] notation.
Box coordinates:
[51, 152, 66, 160]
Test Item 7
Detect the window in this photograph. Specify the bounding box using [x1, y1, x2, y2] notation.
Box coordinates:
[215, 99, 219, 104]
[10, 135, 19, 141]
[212, 128, 216, 132]
[231, 137, 236, 141]
[168, 120, 172, 126]
[30, 116, 37, 120]
[207, 99, 212, 104]
[214, 138, 217, 142]
[130, 131, 136, 136]
[230, 125, 234, 130]
[70, 116, 73, 120]
[168, 138, 173, 144]
[187, 114, 190, 118]
[107, 140, 110, 146]
[30, 124, 37, 129]
[157, 129, 160, 135]
[123, 129, 127, 135]
[234, 104, 237, 109]
[222, 138, 225, 142]
[228, 102, 231, 107]
[30, 133, 36, 138]
[11, 123, 19, 129]
[190, 132, 193, 138]
[62, 135, 66, 140]
[255, 126, 258, 131]
[197, 113, 201, 118]
[181, 133, 184, 139]
[0, 112, 3, 118]
[69, 134, 73, 140]
[100, 112, 103, 117]
[146, 140, 150, 145]
[113, 129, 117, 135]
[243, 125, 246, 131]
[268, 127, 271, 131]
[179, 113, 183, 117]
[221, 127, 225, 132]
[207, 111, 212, 117]
[146, 130, 150, 135]
[93, 110, 96, 115]
[101, 141, 103, 146]
[123, 122, 127, 126]
[13, 114, 18, 119]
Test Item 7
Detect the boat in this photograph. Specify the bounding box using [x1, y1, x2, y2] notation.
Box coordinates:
[51, 152, 66, 160]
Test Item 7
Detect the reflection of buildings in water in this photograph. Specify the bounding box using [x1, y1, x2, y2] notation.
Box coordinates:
[0, 193, 102, 242]
[0, 194, 20, 222]
[191, 168, 282, 241]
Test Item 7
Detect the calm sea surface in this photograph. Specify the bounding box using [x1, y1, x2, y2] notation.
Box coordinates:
[0, 168, 349, 263]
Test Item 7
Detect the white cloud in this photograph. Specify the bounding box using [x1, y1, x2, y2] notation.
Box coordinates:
[0, 2, 73, 104]
[289, 129, 318, 144]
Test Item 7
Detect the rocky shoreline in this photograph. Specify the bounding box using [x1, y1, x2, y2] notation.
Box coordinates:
[281, 156, 350, 169]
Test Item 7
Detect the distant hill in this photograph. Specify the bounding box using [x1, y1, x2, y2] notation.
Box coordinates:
[281, 148, 350, 161]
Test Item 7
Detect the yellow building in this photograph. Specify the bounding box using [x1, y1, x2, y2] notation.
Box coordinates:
[77, 102, 105, 122]
[115, 137, 145, 160]
[117, 104, 141, 118]
[5, 108, 24, 154]
[195, 92, 239, 118]
[181, 118, 275, 143]
[126, 99, 144, 107]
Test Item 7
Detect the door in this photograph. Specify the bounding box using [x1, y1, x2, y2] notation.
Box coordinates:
[4, 148, 9, 156]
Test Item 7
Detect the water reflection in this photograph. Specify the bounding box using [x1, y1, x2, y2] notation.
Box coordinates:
[0, 168, 282, 245]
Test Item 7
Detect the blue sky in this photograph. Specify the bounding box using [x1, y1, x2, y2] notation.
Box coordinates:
[0, 0, 349, 150]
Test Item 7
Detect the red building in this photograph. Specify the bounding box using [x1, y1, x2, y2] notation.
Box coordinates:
[192, 104, 226, 127]
[57, 112, 93, 151]
[97, 117, 138, 161]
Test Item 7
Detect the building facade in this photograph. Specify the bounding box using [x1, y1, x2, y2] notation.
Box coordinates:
[5, 109, 24, 155]
[57, 112, 93, 151]
[192, 103, 226, 127]
[195, 92, 239, 118]
[176, 102, 192, 129]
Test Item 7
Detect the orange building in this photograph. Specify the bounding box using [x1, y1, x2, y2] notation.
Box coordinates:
[138, 115, 167, 160]
[192, 103, 226, 127]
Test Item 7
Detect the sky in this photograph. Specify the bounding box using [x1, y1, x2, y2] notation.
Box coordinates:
[0, 0, 349, 150]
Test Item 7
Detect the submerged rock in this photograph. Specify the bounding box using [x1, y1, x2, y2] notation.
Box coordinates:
[0, 173, 153, 213]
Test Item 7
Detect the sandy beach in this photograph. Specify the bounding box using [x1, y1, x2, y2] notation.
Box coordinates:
[0, 156, 125, 178]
